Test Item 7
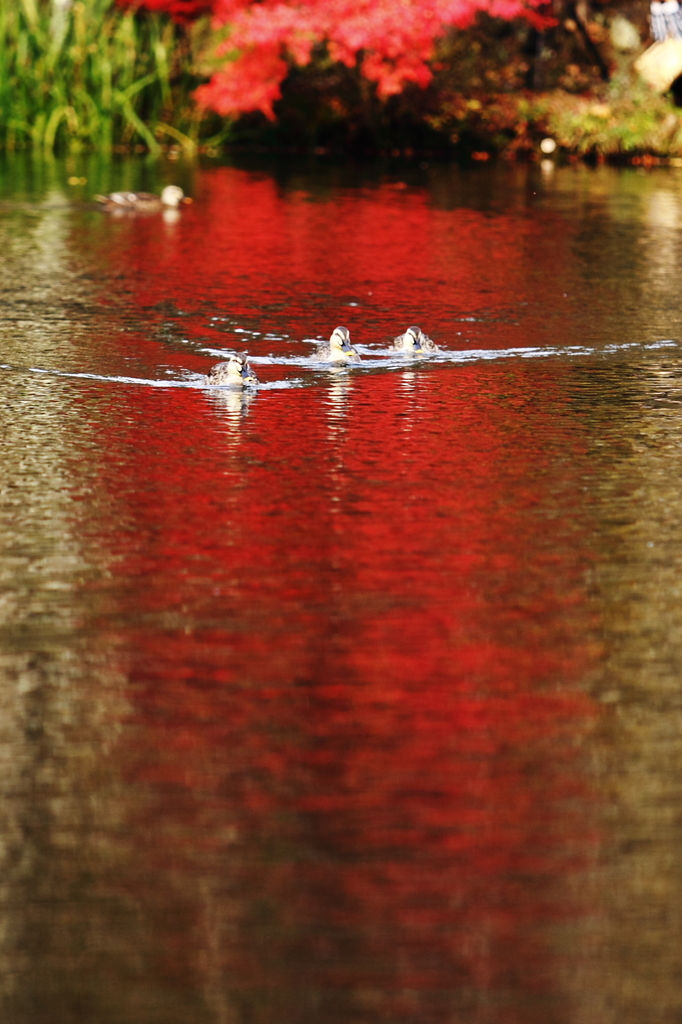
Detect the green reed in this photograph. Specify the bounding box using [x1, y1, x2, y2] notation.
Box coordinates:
[0, 0, 225, 153]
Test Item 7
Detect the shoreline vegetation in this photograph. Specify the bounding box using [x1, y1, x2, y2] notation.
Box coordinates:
[3, 0, 682, 161]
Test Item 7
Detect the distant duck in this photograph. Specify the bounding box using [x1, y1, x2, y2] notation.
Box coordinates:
[95, 185, 189, 213]
[392, 326, 438, 354]
[206, 353, 259, 387]
[315, 326, 361, 363]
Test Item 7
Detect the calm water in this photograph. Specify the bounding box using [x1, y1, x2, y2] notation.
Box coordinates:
[2, 155, 682, 1023]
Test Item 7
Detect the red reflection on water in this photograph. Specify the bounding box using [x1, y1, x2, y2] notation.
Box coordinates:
[82, 165, 575, 367]
[79, 170, 600, 1023]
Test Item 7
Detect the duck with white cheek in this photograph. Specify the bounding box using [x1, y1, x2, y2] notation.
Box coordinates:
[315, 326, 361, 364]
[392, 326, 438, 354]
[206, 353, 259, 386]
[95, 185, 190, 213]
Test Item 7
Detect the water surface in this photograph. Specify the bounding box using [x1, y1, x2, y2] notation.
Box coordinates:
[1, 156, 682, 1023]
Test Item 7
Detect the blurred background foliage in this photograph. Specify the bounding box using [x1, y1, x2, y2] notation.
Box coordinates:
[0, 0, 226, 152]
[1, 0, 682, 158]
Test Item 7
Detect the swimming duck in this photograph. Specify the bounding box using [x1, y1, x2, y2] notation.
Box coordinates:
[95, 185, 189, 213]
[392, 326, 438, 354]
[315, 326, 361, 363]
[206, 353, 259, 387]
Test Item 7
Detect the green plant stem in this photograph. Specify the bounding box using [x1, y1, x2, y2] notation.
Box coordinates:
[0, 0, 224, 153]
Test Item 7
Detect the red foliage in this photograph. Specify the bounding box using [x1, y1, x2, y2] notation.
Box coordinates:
[124, 0, 550, 118]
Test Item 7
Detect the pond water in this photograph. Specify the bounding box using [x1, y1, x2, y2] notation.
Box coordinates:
[2, 153, 682, 1023]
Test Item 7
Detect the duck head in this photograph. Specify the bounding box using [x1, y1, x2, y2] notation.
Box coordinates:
[404, 326, 423, 350]
[329, 326, 359, 359]
[208, 353, 259, 386]
[232, 353, 259, 384]
[160, 185, 185, 208]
